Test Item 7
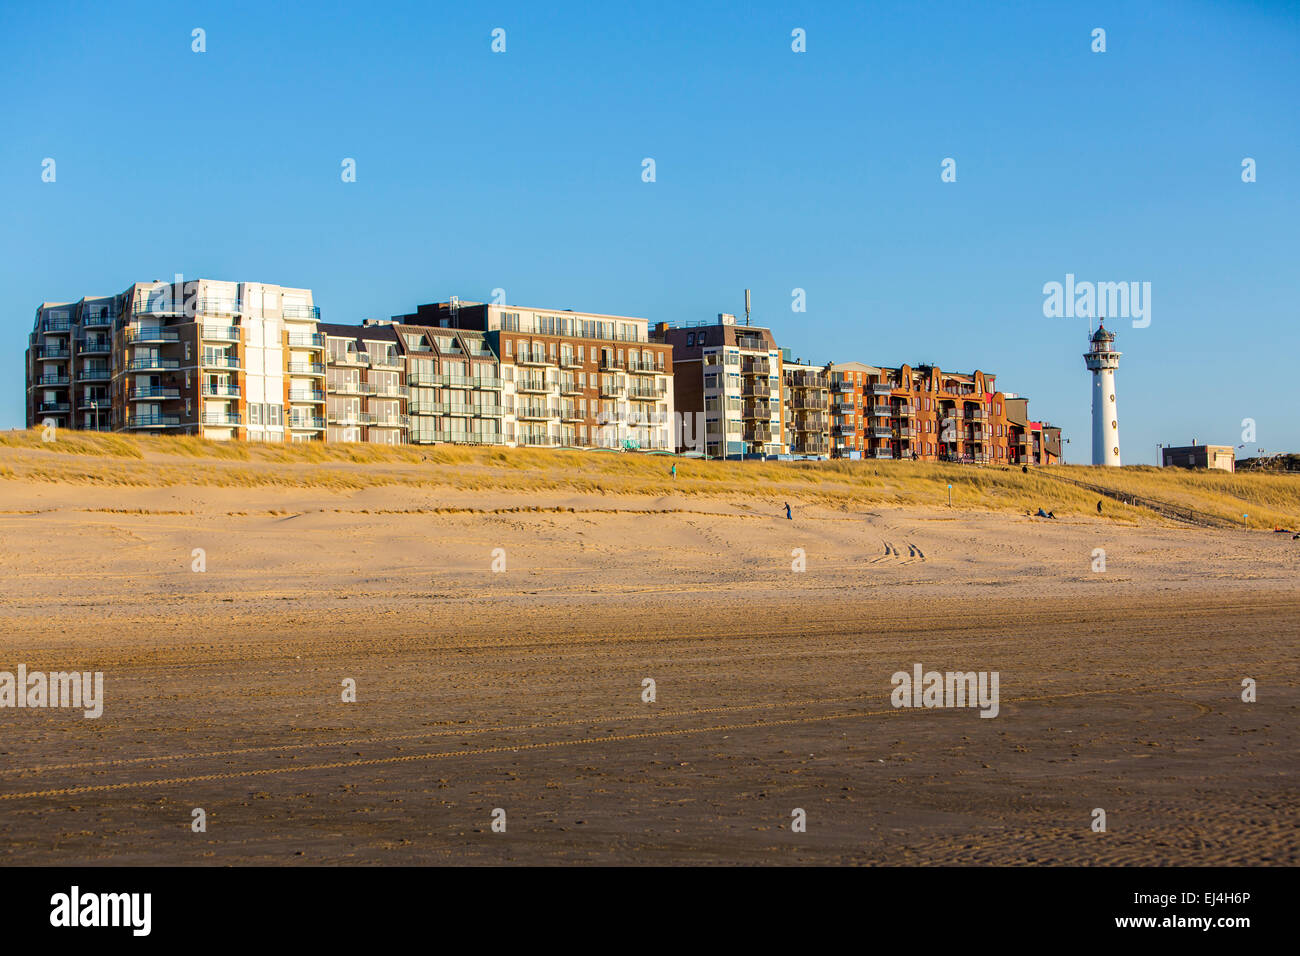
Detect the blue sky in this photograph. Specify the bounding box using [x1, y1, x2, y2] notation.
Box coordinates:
[3, 0, 1297, 462]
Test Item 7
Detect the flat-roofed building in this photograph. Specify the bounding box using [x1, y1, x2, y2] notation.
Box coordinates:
[25, 278, 324, 441]
[653, 314, 782, 458]
[398, 299, 674, 451]
[1162, 443, 1235, 472]
[780, 356, 830, 457]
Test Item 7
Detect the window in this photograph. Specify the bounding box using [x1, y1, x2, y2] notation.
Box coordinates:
[249, 405, 261, 425]
[504, 339, 512, 357]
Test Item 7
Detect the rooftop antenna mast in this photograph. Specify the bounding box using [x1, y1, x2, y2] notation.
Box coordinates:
[744, 289, 751, 326]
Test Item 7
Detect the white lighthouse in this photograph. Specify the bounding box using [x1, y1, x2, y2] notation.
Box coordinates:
[1084, 324, 1122, 466]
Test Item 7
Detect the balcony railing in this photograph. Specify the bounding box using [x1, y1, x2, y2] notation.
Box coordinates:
[77, 369, 111, 381]
[627, 385, 666, 400]
[870, 426, 893, 438]
[82, 312, 114, 327]
[37, 401, 71, 412]
[201, 325, 241, 341]
[125, 327, 181, 343]
[599, 382, 624, 397]
[870, 405, 892, 417]
[627, 362, 661, 375]
[40, 320, 72, 332]
[126, 358, 180, 371]
[287, 390, 324, 403]
[77, 398, 112, 410]
[288, 416, 326, 430]
[559, 354, 583, 369]
[520, 433, 561, 446]
[288, 362, 325, 375]
[870, 383, 893, 395]
[560, 378, 583, 395]
[282, 305, 321, 320]
[126, 414, 181, 428]
[516, 376, 550, 392]
[517, 405, 554, 420]
[131, 387, 181, 400]
[201, 413, 241, 426]
[287, 333, 325, 349]
[78, 339, 111, 353]
[201, 385, 240, 398]
[36, 347, 71, 359]
[34, 374, 70, 385]
[203, 355, 241, 369]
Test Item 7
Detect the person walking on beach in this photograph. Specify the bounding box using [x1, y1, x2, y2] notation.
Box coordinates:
[670, 463, 676, 479]
[785, 502, 792, 520]
[1097, 499, 1103, 514]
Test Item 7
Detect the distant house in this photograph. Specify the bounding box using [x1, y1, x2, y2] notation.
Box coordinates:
[1162, 444, 1235, 472]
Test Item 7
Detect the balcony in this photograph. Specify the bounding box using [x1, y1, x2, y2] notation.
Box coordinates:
[287, 333, 325, 349]
[627, 362, 660, 375]
[870, 405, 892, 417]
[870, 383, 893, 395]
[131, 386, 181, 401]
[37, 401, 71, 413]
[40, 319, 72, 332]
[898, 427, 917, 439]
[82, 313, 114, 328]
[873, 448, 894, 459]
[125, 327, 181, 344]
[835, 381, 855, 392]
[627, 385, 666, 401]
[560, 378, 583, 395]
[741, 360, 769, 376]
[561, 405, 584, 422]
[126, 414, 181, 428]
[895, 403, 915, 417]
[126, 358, 180, 371]
[36, 346, 71, 359]
[370, 354, 403, 370]
[966, 408, 988, 421]
[598, 358, 625, 371]
[77, 368, 110, 382]
[78, 339, 111, 354]
[870, 426, 893, 439]
[288, 416, 326, 430]
[78, 397, 112, 410]
[287, 389, 324, 403]
[371, 385, 407, 399]
[832, 400, 856, 413]
[743, 384, 772, 399]
[199, 325, 241, 342]
[743, 402, 771, 420]
[599, 382, 624, 397]
[333, 351, 371, 366]
[516, 353, 551, 367]
[833, 423, 857, 435]
[34, 374, 70, 386]
[203, 355, 241, 370]
[520, 433, 560, 446]
[201, 384, 241, 398]
[287, 362, 325, 376]
[193, 298, 242, 316]
[517, 405, 554, 420]
[282, 305, 321, 320]
[201, 412, 241, 426]
[516, 377, 550, 393]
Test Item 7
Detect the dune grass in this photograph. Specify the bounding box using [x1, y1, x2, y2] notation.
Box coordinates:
[1, 427, 1296, 526]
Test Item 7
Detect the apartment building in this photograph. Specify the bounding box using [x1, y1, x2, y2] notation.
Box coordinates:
[391, 323, 504, 445]
[395, 300, 674, 450]
[827, 362, 1017, 462]
[321, 322, 410, 444]
[653, 314, 782, 458]
[780, 356, 830, 457]
[26, 295, 116, 432]
[26, 278, 324, 441]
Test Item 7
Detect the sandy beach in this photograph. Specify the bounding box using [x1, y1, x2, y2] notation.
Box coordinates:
[0, 444, 1296, 865]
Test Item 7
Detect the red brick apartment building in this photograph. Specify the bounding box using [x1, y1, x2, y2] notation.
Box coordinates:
[827, 362, 1022, 463]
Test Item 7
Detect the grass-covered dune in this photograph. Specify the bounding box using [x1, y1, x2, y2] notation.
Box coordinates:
[2, 428, 1297, 528]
